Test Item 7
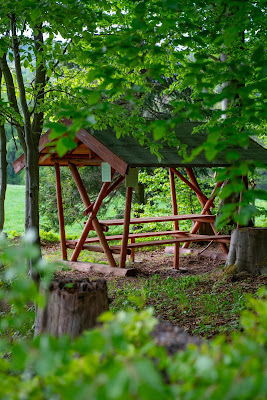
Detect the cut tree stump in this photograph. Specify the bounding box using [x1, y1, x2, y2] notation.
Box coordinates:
[34, 278, 109, 338]
[226, 227, 267, 274]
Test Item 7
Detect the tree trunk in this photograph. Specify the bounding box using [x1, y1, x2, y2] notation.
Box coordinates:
[0, 67, 7, 232]
[35, 278, 109, 338]
[226, 227, 267, 274]
[0, 124, 7, 232]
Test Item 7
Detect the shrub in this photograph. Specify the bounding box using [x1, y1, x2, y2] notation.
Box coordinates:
[0, 239, 266, 399]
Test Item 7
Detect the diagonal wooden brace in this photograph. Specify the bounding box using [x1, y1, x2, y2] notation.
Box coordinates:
[183, 178, 228, 254]
[68, 163, 117, 266]
[170, 167, 215, 208]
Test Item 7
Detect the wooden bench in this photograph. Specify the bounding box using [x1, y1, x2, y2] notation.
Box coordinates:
[68, 214, 228, 266]
[99, 214, 216, 226]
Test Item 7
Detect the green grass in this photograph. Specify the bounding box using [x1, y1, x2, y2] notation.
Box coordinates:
[108, 273, 247, 339]
[3, 185, 85, 239]
[4, 184, 25, 237]
[3, 184, 267, 239]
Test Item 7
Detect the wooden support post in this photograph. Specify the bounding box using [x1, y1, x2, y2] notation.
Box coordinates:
[119, 187, 133, 268]
[130, 237, 135, 262]
[184, 168, 228, 253]
[71, 181, 114, 262]
[68, 163, 91, 207]
[171, 168, 214, 207]
[83, 174, 125, 216]
[169, 169, 179, 269]
[69, 163, 116, 266]
[55, 163, 67, 260]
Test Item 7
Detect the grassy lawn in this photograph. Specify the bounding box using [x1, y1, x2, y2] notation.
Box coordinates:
[3, 184, 267, 239]
[4, 184, 25, 236]
[4, 185, 83, 238]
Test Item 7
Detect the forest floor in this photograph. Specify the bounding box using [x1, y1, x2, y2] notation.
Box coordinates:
[44, 242, 267, 341]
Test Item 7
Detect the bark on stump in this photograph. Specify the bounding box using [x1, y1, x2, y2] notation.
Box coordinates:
[34, 278, 109, 338]
[226, 227, 267, 274]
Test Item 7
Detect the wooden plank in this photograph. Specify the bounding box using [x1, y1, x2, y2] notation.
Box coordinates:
[126, 238, 186, 248]
[169, 168, 179, 269]
[99, 214, 216, 226]
[13, 128, 52, 173]
[125, 234, 231, 248]
[66, 243, 131, 255]
[172, 233, 231, 243]
[59, 261, 137, 277]
[65, 230, 189, 244]
[119, 187, 133, 268]
[55, 163, 67, 260]
[13, 153, 26, 174]
[51, 157, 102, 166]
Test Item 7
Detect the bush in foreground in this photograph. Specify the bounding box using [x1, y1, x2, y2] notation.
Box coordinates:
[0, 240, 266, 399]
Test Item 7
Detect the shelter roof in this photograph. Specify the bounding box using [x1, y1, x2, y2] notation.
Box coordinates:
[13, 118, 267, 176]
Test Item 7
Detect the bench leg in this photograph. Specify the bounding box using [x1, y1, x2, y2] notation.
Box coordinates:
[130, 238, 135, 262]
[119, 187, 132, 268]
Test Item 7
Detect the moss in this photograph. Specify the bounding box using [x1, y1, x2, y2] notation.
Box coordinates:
[222, 264, 237, 277]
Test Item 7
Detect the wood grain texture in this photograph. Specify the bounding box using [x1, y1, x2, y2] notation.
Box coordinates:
[55, 163, 67, 260]
[119, 187, 133, 268]
[99, 214, 216, 226]
[34, 278, 109, 338]
[169, 168, 180, 269]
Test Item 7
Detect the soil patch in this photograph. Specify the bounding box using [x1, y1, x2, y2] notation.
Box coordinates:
[48, 244, 266, 340]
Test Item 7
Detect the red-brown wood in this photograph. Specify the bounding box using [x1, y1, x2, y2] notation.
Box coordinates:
[83, 175, 125, 216]
[71, 181, 116, 263]
[68, 163, 91, 207]
[67, 230, 188, 244]
[99, 214, 216, 226]
[105, 175, 125, 197]
[66, 243, 131, 255]
[68, 164, 116, 266]
[126, 234, 231, 248]
[119, 187, 133, 268]
[171, 167, 215, 208]
[130, 237, 135, 262]
[184, 168, 228, 252]
[169, 168, 180, 269]
[183, 181, 228, 254]
[60, 118, 128, 176]
[55, 163, 67, 260]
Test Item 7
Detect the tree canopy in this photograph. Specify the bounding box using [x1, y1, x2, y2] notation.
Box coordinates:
[0, 0, 266, 230]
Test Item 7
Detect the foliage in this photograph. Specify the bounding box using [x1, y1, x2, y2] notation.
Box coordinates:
[109, 273, 247, 338]
[1, 0, 266, 234]
[0, 240, 267, 399]
[47, 0, 267, 226]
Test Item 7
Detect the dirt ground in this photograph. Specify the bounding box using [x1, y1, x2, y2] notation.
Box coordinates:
[45, 242, 267, 343]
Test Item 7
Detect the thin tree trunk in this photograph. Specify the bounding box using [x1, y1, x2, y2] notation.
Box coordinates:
[0, 124, 7, 232]
[0, 69, 7, 232]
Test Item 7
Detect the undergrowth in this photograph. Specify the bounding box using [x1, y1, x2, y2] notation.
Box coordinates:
[109, 273, 247, 339]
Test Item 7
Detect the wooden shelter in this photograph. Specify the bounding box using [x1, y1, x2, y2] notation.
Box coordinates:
[13, 117, 267, 271]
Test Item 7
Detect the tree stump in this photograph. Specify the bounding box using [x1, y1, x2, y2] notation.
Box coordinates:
[34, 278, 109, 338]
[226, 227, 267, 274]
